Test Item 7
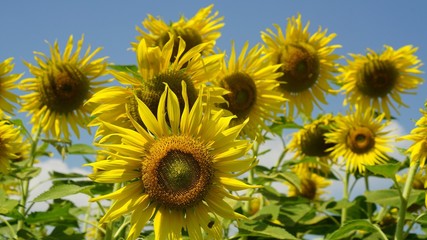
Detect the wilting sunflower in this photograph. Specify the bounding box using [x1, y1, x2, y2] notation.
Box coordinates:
[399, 105, 427, 167]
[215, 42, 286, 140]
[89, 36, 225, 139]
[0, 117, 28, 174]
[287, 114, 336, 173]
[325, 108, 393, 173]
[339, 45, 423, 119]
[87, 82, 257, 240]
[20, 35, 108, 139]
[261, 14, 340, 118]
[286, 166, 331, 201]
[0, 58, 22, 115]
[133, 4, 223, 57]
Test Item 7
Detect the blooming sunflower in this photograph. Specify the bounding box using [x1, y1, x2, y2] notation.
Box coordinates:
[215, 41, 286, 140]
[399, 105, 427, 167]
[0, 116, 28, 174]
[20, 35, 109, 139]
[133, 4, 223, 57]
[0, 58, 22, 115]
[287, 114, 336, 173]
[325, 108, 393, 173]
[88, 36, 225, 139]
[87, 82, 258, 240]
[261, 14, 340, 118]
[339, 45, 423, 119]
[286, 166, 331, 201]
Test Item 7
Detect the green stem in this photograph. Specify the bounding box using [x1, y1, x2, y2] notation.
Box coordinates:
[341, 171, 350, 225]
[17, 126, 42, 231]
[0, 214, 17, 239]
[114, 217, 130, 239]
[364, 172, 373, 222]
[104, 183, 121, 240]
[394, 161, 419, 240]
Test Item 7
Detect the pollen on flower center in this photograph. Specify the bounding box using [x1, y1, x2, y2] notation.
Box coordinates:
[40, 63, 90, 114]
[357, 60, 399, 97]
[158, 150, 200, 192]
[220, 72, 257, 121]
[158, 27, 203, 61]
[142, 135, 213, 209]
[277, 43, 320, 93]
[301, 124, 334, 157]
[346, 127, 375, 154]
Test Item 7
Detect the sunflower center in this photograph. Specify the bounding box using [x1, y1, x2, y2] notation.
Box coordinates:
[142, 135, 213, 209]
[346, 127, 375, 154]
[158, 27, 203, 62]
[220, 72, 257, 122]
[300, 124, 334, 157]
[412, 178, 425, 190]
[277, 43, 320, 93]
[40, 63, 90, 114]
[357, 60, 399, 97]
[128, 70, 198, 127]
[300, 178, 317, 200]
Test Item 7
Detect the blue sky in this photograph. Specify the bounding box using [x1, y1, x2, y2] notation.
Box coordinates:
[2, 1, 427, 168]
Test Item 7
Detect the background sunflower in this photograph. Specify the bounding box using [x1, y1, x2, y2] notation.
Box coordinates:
[19, 35, 109, 139]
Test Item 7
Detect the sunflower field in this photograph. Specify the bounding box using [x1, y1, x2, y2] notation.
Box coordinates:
[1, 3, 427, 240]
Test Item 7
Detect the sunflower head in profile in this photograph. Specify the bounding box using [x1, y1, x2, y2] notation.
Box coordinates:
[214, 41, 286, 140]
[286, 166, 331, 201]
[20, 35, 109, 139]
[288, 114, 336, 173]
[88, 36, 225, 140]
[86, 81, 258, 240]
[339, 45, 423, 119]
[0, 116, 29, 174]
[0, 58, 22, 115]
[261, 14, 341, 118]
[325, 108, 393, 173]
[399, 103, 427, 167]
[133, 4, 223, 59]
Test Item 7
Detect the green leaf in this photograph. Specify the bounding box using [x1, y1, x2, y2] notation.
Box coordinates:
[415, 213, 427, 224]
[10, 118, 32, 140]
[13, 166, 41, 180]
[67, 143, 97, 155]
[26, 200, 78, 227]
[0, 198, 19, 214]
[238, 220, 297, 239]
[365, 189, 424, 207]
[45, 225, 86, 240]
[33, 184, 93, 202]
[108, 64, 138, 73]
[108, 64, 141, 79]
[365, 163, 401, 179]
[326, 220, 387, 240]
[251, 203, 281, 220]
[269, 116, 303, 135]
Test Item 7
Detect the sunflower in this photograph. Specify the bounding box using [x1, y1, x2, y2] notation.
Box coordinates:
[20, 35, 109, 139]
[339, 45, 423, 119]
[399, 105, 427, 167]
[214, 41, 286, 140]
[0, 116, 28, 174]
[286, 166, 331, 201]
[133, 4, 223, 57]
[86, 81, 257, 240]
[0, 58, 22, 115]
[287, 114, 336, 173]
[261, 14, 340, 118]
[325, 108, 393, 173]
[88, 36, 225, 139]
